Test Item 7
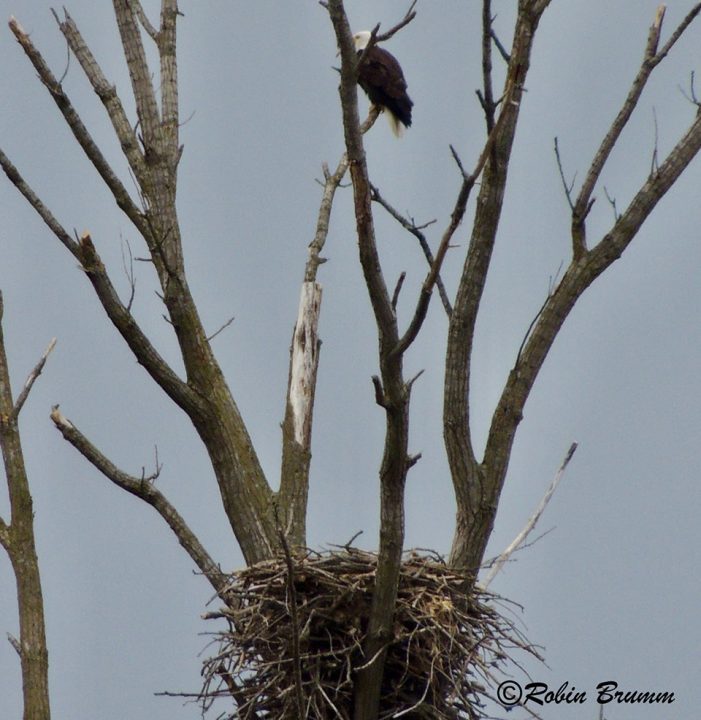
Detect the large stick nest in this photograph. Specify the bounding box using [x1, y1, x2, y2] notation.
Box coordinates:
[200, 547, 539, 719]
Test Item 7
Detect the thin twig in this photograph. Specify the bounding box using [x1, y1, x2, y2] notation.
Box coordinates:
[120, 235, 137, 312]
[11, 338, 57, 421]
[490, 28, 511, 63]
[206, 315, 235, 342]
[391, 271, 407, 312]
[678, 70, 700, 107]
[370, 183, 451, 317]
[650, 106, 660, 177]
[553, 137, 576, 211]
[483, 442, 578, 588]
[375, 0, 418, 43]
[6, 633, 21, 657]
[603, 186, 620, 221]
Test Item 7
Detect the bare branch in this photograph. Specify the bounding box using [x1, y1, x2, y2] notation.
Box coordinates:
[112, 0, 161, 149]
[327, 4, 420, 713]
[603, 186, 620, 221]
[206, 315, 235, 342]
[120, 235, 137, 312]
[7, 16, 148, 236]
[11, 338, 57, 422]
[0, 148, 80, 258]
[276, 101, 375, 548]
[391, 272, 407, 312]
[656, 3, 701, 60]
[446, 2, 557, 574]
[406, 368, 424, 392]
[394, 91, 517, 360]
[650, 107, 660, 177]
[475, 104, 701, 574]
[679, 70, 701, 107]
[490, 28, 511, 64]
[279, 282, 322, 544]
[370, 183, 452, 317]
[307, 160, 345, 281]
[406, 452, 422, 469]
[6, 633, 21, 657]
[553, 137, 576, 211]
[158, 0, 180, 157]
[572, 3, 701, 250]
[75, 232, 206, 419]
[128, 0, 159, 41]
[374, 1, 418, 43]
[482, 0, 496, 130]
[449, 144, 469, 179]
[49, 405, 228, 597]
[53, 8, 148, 188]
[482, 443, 578, 588]
[306, 108, 379, 284]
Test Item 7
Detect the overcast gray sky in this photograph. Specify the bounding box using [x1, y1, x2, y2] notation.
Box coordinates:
[1, 1, 699, 719]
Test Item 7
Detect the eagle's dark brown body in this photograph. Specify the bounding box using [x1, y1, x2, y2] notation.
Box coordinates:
[353, 32, 413, 137]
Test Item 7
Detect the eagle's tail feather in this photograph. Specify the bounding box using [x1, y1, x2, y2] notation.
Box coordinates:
[386, 110, 405, 138]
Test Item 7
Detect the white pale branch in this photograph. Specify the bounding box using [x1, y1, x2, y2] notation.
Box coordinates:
[482, 442, 578, 589]
[289, 282, 322, 447]
[11, 337, 56, 422]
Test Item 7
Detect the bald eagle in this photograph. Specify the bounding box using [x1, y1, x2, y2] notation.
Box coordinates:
[352, 31, 413, 138]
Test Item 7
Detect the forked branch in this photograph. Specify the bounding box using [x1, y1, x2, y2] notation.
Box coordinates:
[571, 3, 701, 253]
[8, 16, 148, 237]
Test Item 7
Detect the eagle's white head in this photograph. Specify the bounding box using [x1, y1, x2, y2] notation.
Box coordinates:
[352, 30, 372, 51]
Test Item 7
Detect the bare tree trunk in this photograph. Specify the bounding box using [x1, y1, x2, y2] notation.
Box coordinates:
[0, 293, 52, 720]
[327, 3, 420, 717]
